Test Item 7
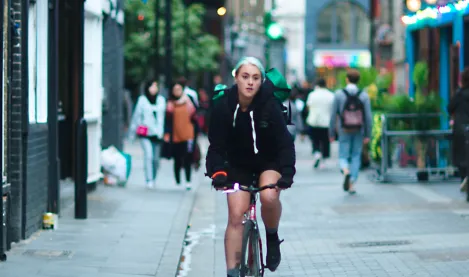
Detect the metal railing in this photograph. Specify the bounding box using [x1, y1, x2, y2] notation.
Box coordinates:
[377, 113, 456, 183]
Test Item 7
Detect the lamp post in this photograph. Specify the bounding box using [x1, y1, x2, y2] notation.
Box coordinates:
[164, 0, 172, 89]
[183, 1, 189, 77]
[154, 0, 160, 80]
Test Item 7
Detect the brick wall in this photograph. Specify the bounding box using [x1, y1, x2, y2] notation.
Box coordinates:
[25, 124, 48, 238]
[8, 0, 25, 242]
[101, 15, 124, 150]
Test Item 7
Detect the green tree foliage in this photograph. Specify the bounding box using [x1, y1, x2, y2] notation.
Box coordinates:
[124, 0, 222, 87]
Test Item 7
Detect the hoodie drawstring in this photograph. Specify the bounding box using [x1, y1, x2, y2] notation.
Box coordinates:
[233, 104, 240, 127]
[249, 111, 259, 154]
[232, 104, 259, 154]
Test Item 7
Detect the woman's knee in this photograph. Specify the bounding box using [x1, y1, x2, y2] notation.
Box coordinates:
[227, 208, 245, 227]
[227, 193, 250, 227]
[260, 190, 279, 207]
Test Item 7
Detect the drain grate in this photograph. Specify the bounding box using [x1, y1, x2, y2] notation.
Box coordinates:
[22, 249, 73, 258]
[342, 240, 412, 248]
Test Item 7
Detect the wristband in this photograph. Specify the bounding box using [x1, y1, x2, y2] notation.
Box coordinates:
[211, 171, 227, 178]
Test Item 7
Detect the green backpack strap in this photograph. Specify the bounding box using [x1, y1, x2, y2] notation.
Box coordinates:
[265, 68, 291, 102]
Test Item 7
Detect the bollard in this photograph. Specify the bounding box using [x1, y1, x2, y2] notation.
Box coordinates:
[75, 118, 88, 219]
[465, 124, 469, 202]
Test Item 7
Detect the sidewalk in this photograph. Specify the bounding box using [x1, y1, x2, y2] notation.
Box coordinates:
[0, 140, 206, 277]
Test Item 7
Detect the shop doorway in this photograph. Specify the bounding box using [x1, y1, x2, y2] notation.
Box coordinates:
[57, 0, 84, 181]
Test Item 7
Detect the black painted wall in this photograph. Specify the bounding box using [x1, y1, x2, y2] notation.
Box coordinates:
[25, 124, 48, 237]
[9, 0, 25, 242]
[101, 14, 125, 150]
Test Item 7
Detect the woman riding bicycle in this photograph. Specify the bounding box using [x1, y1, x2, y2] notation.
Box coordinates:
[206, 57, 296, 277]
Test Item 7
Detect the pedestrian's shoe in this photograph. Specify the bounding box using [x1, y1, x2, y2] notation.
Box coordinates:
[146, 181, 154, 190]
[460, 177, 468, 192]
[343, 174, 351, 192]
[185, 181, 192, 191]
[266, 238, 284, 272]
[313, 152, 322, 169]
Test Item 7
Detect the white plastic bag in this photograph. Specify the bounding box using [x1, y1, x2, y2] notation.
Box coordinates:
[101, 146, 132, 185]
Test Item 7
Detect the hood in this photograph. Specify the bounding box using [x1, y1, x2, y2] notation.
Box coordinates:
[344, 84, 360, 95]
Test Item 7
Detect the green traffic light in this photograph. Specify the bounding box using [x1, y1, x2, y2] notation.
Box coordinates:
[266, 23, 283, 40]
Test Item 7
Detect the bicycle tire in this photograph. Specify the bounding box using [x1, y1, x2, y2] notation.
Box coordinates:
[240, 220, 262, 277]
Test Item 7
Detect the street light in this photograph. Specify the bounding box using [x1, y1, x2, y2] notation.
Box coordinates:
[217, 6, 227, 16]
[406, 0, 421, 12]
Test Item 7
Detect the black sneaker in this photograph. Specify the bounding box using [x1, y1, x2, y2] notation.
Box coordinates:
[266, 238, 284, 272]
[343, 174, 351, 191]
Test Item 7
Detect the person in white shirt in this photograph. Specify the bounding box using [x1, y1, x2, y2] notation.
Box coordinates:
[305, 78, 335, 168]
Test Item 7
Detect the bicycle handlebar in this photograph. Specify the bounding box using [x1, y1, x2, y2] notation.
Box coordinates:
[220, 183, 277, 194]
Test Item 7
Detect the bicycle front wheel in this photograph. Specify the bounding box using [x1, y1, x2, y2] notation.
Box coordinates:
[240, 220, 263, 277]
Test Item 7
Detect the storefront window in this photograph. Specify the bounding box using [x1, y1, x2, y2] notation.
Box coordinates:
[354, 6, 370, 45]
[336, 2, 353, 44]
[317, 5, 334, 44]
[317, 2, 370, 46]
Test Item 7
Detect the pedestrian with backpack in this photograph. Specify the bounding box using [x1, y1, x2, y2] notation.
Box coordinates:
[329, 69, 372, 194]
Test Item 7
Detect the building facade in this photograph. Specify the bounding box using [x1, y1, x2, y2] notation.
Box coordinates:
[224, 0, 267, 84]
[1, 0, 126, 253]
[304, 0, 371, 87]
[102, 0, 125, 150]
[272, 0, 306, 84]
[402, 0, 468, 115]
[84, 0, 105, 185]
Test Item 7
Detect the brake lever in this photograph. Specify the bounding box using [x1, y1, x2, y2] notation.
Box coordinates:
[222, 183, 240, 194]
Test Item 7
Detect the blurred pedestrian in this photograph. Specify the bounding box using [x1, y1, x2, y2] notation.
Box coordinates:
[305, 78, 334, 168]
[164, 82, 197, 190]
[128, 81, 166, 189]
[329, 70, 372, 194]
[448, 67, 469, 191]
[283, 92, 304, 141]
[177, 76, 199, 107]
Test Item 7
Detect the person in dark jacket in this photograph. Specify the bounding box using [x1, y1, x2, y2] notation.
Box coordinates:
[206, 57, 296, 277]
[448, 67, 469, 191]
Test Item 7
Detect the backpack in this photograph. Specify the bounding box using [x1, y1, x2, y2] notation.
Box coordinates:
[211, 68, 293, 125]
[340, 89, 365, 129]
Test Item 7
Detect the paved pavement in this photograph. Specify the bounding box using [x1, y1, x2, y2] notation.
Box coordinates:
[0, 140, 204, 277]
[179, 138, 469, 277]
[2, 137, 469, 277]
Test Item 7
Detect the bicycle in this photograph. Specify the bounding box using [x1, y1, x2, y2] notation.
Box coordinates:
[221, 182, 278, 277]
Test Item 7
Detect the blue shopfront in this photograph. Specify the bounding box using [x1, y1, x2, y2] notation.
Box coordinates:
[402, 0, 469, 111]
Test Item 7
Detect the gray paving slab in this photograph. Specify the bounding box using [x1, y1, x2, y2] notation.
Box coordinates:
[0, 139, 203, 277]
[179, 139, 469, 277]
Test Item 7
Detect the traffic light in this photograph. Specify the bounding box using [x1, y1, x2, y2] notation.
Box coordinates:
[264, 11, 283, 40]
[266, 22, 283, 40]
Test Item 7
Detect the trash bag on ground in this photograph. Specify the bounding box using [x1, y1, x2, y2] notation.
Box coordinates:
[101, 146, 132, 187]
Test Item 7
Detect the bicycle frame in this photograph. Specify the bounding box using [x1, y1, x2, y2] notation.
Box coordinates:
[245, 192, 265, 276]
[222, 182, 276, 277]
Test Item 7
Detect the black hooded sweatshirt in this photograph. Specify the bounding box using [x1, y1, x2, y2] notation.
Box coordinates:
[205, 84, 296, 181]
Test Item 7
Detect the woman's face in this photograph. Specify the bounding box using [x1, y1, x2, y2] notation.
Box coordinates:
[148, 82, 158, 95]
[235, 64, 262, 100]
[172, 84, 183, 98]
